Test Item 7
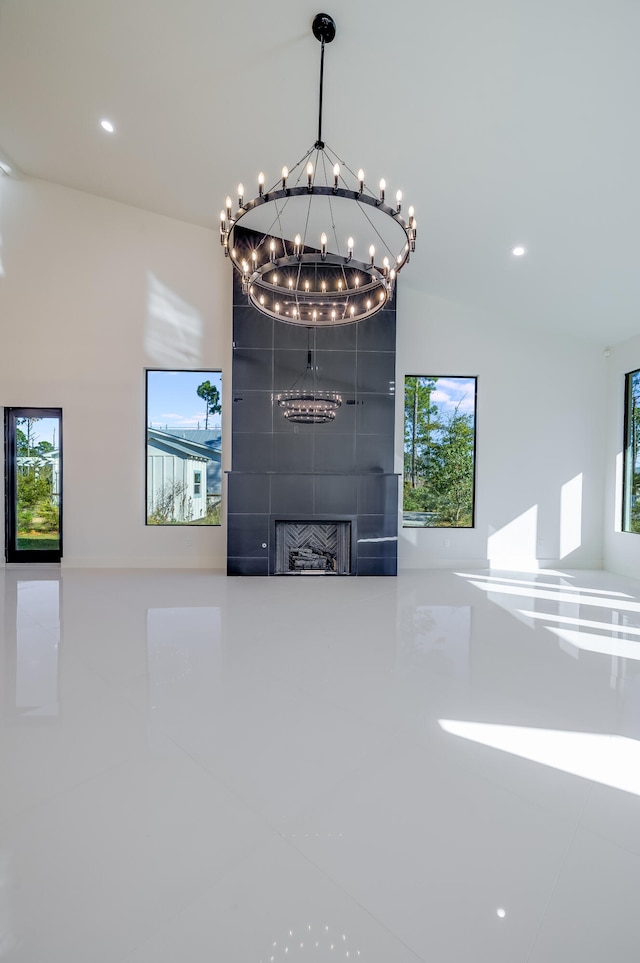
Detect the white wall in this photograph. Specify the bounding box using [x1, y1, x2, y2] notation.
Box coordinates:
[0, 176, 607, 570]
[0, 176, 231, 568]
[395, 286, 606, 570]
[603, 333, 640, 577]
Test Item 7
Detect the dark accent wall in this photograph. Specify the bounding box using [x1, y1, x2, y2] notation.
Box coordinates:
[227, 273, 399, 575]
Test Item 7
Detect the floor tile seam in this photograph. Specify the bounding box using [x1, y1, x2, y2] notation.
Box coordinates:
[156, 730, 289, 835]
[434, 739, 595, 829]
[160, 718, 412, 845]
[216, 651, 410, 739]
[55, 649, 153, 705]
[523, 782, 595, 963]
[113, 835, 272, 963]
[0, 748, 143, 833]
[276, 830, 429, 963]
[570, 802, 640, 860]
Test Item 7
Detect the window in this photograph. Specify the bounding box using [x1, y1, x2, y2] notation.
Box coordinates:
[403, 376, 477, 528]
[5, 408, 63, 562]
[623, 368, 640, 533]
[146, 370, 222, 525]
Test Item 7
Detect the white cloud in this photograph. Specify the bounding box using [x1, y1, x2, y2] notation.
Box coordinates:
[431, 380, 475, 415]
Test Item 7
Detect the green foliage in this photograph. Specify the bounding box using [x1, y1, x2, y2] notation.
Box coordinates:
[427, 409, 475, 526]
[403, 377, 475, 528]
[17, 536, 60, 551]
[624, 371, 640, 533]
[16, 462, 59, 536]
[404, 376, 438, 488]
[196, 380, 222, 429]
[15, 417, 42, 456]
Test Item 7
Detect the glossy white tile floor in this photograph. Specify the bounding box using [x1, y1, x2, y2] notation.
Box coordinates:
[2, 566, 640, 961]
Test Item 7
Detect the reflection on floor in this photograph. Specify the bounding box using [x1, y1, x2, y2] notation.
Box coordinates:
[1, 566, 640, 961]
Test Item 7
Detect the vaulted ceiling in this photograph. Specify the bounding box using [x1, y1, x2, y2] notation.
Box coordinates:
[1, 0, 638, 345]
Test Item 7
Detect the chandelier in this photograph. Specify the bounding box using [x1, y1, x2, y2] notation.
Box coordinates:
[220, 12, 417, 326]
[275, 328, 342, 424]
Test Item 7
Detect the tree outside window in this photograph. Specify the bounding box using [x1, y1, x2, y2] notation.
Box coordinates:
[403, 376, 477, 528]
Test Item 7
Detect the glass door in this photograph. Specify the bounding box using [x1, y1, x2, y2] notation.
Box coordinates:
[5, 408, 63, 562]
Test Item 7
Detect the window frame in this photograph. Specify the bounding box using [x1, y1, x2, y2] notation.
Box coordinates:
[622, 367, 640, 534]
[402, 374, 478, 530]
[145, 369, 222, 527]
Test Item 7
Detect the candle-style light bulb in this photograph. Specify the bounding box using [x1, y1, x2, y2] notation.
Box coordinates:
[259, 295, 265, 305]
[272, 273, 278, 285]
[331, 309, 336, 320]
[338, 279, 343, 292]
[275, 302, 280, 313]
[292, 306, 298, 318]
[238, 183, 244, 206]
[258, 171, 265, 196]
[379, 179, 386, 202]
[307, 162, 314, 188]
[369, 244, 375, 265]
[350, 305, 355, 317]
[321, 280, 327, 292]
[358, 169, 365, 193]
[383, 256, 390, 275]
[321, 232, 327, 259]
[312, 309, 318, 322]
[241, 259, 249, 275]
[282, 166, 288, 188]
[355, 276, 360, 287]
[226, 196, 233, 219]
[333, 163, 340, 188]
[304, 279, 310, 292]
[396, 189, 402, 212]
[294, 233, 302, 257]
[270, 239, 276, 262]
[367, 299, 372, 310]
[347, 237, 354, 261]
[288, 277, 294, 289]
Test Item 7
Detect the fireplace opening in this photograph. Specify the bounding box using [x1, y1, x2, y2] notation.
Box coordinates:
[275, 521, 352, 575]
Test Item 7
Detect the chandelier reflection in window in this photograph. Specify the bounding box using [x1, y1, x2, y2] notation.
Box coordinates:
[220, 13, 417, 326]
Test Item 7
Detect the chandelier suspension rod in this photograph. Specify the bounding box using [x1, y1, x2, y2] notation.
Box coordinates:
[312, 13, 336, 148]
[316, 35, 326, 148]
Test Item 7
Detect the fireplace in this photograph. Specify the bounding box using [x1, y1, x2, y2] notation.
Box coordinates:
[275, 521, 352, 575]
[227, 255, 399, 577]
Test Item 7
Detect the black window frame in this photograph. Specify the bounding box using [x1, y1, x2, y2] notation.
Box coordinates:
[4, 407, 63, 563]
[623, 368, 640, 534]
[145, 369, 222, 527]
[403, 375, 478, 529]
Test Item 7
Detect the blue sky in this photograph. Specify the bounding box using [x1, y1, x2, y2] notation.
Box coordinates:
[420, 376, 476, 417]
[147, 370, 222, 429]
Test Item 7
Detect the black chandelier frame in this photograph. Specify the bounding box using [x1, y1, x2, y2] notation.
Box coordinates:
[221, 13, 417, 326]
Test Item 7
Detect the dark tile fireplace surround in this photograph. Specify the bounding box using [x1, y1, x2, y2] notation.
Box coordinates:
[227, 274, 399, 576]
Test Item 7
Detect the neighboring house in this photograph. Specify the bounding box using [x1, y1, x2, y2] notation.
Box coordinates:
[162, 428, 222, 501]
[146, 428, 221, 522]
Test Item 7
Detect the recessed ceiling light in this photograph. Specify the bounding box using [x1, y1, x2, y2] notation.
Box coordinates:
[497, 908, 506, 919]
[512, 245, 526, 256]
[100, 119, 115, 133]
